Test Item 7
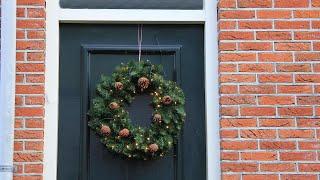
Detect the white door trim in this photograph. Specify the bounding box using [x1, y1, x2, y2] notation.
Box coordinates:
[0, 0, 16, 179]
[44, 1, 220, 180]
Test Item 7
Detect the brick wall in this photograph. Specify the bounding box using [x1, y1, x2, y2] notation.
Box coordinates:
[14, 0, 45, 179]
[219, 0, 320, 179]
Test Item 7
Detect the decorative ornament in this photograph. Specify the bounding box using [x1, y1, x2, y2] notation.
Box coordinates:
[162, 95, 172, 105]
[100, 125, 111, 135]
[148, 143, 159, 153]
[138, 77, 150, 91]
[109, 102, 119, 110]
[153, 113, 162, 123]
[88, 61, 186, 160]
[119, 128, 130, 137]
[114, 82, 123, 91]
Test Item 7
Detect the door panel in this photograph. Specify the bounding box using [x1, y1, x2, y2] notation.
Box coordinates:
[58, 24, 205, 180]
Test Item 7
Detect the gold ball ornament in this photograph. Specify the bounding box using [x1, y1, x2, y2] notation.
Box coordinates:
[162, 95, 172, 105]
[119, 128, 130, 137]
[153, 113, 162, 123]
[100, 125, 111, 135]
[138, 77, 150, 90]
[114, 82, 124, 91]
[109, 102, 120, 110]
[148, 143, 159, 153]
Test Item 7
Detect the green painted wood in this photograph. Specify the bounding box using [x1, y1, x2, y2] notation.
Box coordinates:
[58, 24, 205, 180]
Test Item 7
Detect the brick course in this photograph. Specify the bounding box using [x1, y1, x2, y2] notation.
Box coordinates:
[219, 0, 320, 179]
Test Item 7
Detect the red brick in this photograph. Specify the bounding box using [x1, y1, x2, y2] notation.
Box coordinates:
[241, 152, 276, 161]
[278, 85, 313, 94]
[278, 107, 313, 116]
[15, 130, 43, 139]
[17, 19, 45, 29]
[14, 141, 23, 151]
[16, 85, 44, 94]
[222, 174, 241, 180]
[258, 53, 293, 62]
[221, 140, 257, 150]
[27, 52, 45, 61]
[238, 42, 272, 51]
[26, 75, 45, 83]
[16, 30, 25, 39]
[238, 21, 272, 29]
[296, 74, 320, 83]
[275, 42, 311, 51]
[294, 10, 320, 18]
[299, 141, 320, 150]
[313, 0, 320, 7]
[297, 118, 320, 127]
[16, 75, 24, 83]
[220, 53, 256, 62]
[313, 63, 320, 72]
[27, 30, 45, 39]
[13, 152, 43, 162]
[297, 96, 320, 105]
[240, 85, 275, 94]
[221, 107, 238, 116]
[221, 163, 258, 172]
[280, 152, 316, 161]
[15, 96, 23, 106]
[219, 10, 255, 19]
[314, 42, 320, 50]
[218, 0, 236, 8]
[239, 63, 273, 72]
[220, 130, 238, 138]
[242, 174, 278, 180]
[312, 21, 320, 29]
[240, 107, 276, 116]
[219, 31, 254, 40]
[16, 63, 45, 72]
[15, 107, 44, 116]
[259, 118, 294, 127]
[220, 74, 256, 83]
[15, 119, 23, 128]
[237, 0, 272, 8]
[27, 8, 45, 18]
[25, 119, 44, 128]
[299, 164, 320, 172]
[220, 95, 256, 105]
[260, 163, 296, 172]
[17, 8, 26, 18]
[240, 129, 276, 139]
[17, 40, 45, 50]
[220, 85, 238, 94]
[256, 31, 292, 40]
[257, 10, 291, 19]
[17, 0, 45, 5]
[25, 164, 43, 173]
[275, 0, 309, 7]
[277, 64, 311, 72]
[219, 21, 236, 30]
[25, 141, 43, 151]
[221, 152, 239, 160]
[258, 96, 294, 105]
[219, 42, 237, 51]
[13, 176, 43, 180]
[258, 74, 292, 83]
[219, 64, 237, 72]
[275, 21, 310, 29]
[25, 96, 44, 105]
[281, 175, 317, 180]
[16, 52, 25, 61]
[295, 32, 320, 40]
[279, 129, 315, 138]
[260, 141, 296, 150]
[295, 53, 320, 61]
[220, 118, 257, 127]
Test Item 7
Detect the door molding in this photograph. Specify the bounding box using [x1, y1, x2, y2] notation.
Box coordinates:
[44, 1, 220, 179]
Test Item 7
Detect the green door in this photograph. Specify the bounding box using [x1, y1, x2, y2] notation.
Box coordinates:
[58, 24, 205, 180]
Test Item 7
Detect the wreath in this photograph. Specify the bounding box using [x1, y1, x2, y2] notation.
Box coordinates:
[88, 61, 186, 160]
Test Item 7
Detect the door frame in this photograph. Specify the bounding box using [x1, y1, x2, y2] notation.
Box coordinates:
[44, 1, 220, 179]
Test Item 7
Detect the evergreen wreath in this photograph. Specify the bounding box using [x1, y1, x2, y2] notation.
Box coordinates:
[88, 60, 186, 160]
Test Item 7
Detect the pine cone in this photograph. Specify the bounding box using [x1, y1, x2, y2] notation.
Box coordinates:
[153, 113, 162, 123]
[138, 77, 150, 90]
[114, 82, 123, 91]
[148, 143, 159, 153]
[119, 128, 130, 137]
[162, 95, 172, 105]
[109, 102, 119, 110]
[100, 125, 111, 135]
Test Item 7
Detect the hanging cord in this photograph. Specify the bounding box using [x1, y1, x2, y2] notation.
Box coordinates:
[137, 24, 143, 62]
